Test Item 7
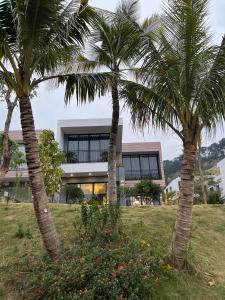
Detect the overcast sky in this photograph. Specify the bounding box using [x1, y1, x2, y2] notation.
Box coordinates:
[0, 0, 225, 160]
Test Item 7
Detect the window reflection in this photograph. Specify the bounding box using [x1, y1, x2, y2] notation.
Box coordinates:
[65, 134, 109, 163]
[123, 154, 160, 180]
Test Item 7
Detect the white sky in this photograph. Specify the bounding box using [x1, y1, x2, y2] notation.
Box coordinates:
[0, 0, 225, 160]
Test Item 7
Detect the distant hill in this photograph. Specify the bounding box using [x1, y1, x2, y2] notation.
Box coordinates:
[163, 138, 225, 184]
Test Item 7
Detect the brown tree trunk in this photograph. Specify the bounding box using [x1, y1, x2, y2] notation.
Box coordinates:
[108, 81, 120, 205]
[0, 90, 16, 186]
[166, 142, 197, 270]
[19, 96, 61, 260]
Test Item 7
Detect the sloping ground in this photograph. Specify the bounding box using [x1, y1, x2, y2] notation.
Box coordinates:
[1, 204, 225, 299]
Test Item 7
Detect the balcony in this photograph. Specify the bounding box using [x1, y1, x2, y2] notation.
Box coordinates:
[65, 150, 108, 164]
[124, 169, 160, 181]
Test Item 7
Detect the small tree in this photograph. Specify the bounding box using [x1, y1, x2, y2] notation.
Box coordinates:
[0, 82, 18, 185]
[63, 184, 84, 204]
[132, 179, 162, 205]
[39, 130, 65, 201]
[0, 136, 26, 172]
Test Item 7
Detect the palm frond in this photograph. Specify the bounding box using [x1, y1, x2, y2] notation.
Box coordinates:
[126, 0, 225, 140]
[57, 71, 113, 104]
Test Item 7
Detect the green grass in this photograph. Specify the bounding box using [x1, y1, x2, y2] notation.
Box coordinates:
[1, 203, 225, 299]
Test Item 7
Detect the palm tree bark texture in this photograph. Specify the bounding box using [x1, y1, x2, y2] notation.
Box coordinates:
[108, 80, 120, 205]
[0, 89, 17, 185]
[166, 141, 197, 269]
[19, 96, 61, 260]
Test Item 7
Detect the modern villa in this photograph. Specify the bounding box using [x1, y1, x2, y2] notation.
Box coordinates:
[0, 119, 165, 205]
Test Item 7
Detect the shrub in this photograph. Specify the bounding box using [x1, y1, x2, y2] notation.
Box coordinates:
[5, 204, 163, 300]
[207, 190, 224, 204]
[7, 240, 161, 300]
[14, 224, 33, 239]
[79, 203, 121, 243]
[63, 184, 84, 204]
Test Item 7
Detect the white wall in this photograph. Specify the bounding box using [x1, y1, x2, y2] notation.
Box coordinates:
[61, 162, 108, 176]
[217, 159, 225, 197]
[165, 177, 180, 193]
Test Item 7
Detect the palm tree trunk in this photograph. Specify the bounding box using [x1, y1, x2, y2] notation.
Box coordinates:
[166, 143, 197, 270]
[0, 90, 16, 186]
[108, 81, 120, 205]
[19, 96, 61, 260]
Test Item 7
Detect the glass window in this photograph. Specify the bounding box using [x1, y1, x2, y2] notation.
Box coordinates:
[140, 155, 150, 178]
[80, 184, 93, 199]
[149, 156, 159, 178]
[78, 135, 89, 162]
[65, 134, 109, 163]
[123, 156, 131, 171]
[100, 135, 109, 151]
[123, 154, 160, 180]
[90, 135, 100, 161]
[131, 156, 140, 178]
[94, 183, 107, 195]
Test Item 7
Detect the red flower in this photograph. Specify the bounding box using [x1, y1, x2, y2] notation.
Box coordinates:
[112, 271, 117, 278]
[143, 275, 148, 281]
[36, 288, 46, 297]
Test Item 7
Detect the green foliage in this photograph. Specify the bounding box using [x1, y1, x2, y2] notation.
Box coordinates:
[63, 0, 142, 104]
[163, 157, 182, 184]
[207, 191, 224, 205]
[39, 130, 65, 198]
[7, 241, 161, 300]
[79, 203, 121, 243]
[164, 138, 225, 184]
[123, 0, 225, 147]
[0, 135, 26, 170]
[6, 204, 162, 300]
[62, 184, 84, 204]
[131, 179, 162, 205]
[14, 224, 33, 239]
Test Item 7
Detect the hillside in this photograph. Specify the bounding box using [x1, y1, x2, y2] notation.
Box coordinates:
[1, 204, 225, 299]
[164, 138, 225, 184]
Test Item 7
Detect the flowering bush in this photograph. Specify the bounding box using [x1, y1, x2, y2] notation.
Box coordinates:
[3, 204, 163, 299]
[6, 240, 161, 300]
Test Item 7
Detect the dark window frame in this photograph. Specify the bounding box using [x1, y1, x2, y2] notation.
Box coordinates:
[122, 153, 161, 181]
[65, 134, 109, 163]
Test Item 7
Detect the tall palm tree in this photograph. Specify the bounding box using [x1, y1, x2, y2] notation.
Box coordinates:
[61, 0, 142, 204]
[123, 0, 225, 269]
[0, 0, 109, 259]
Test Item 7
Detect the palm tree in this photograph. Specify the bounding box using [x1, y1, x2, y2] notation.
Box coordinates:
[0, 0, 108, 259]
[61, 0, 142, 204]
[123, 0, 225, 269]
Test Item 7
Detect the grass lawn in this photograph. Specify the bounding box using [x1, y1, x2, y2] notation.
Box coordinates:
[1, 203, 225, 299]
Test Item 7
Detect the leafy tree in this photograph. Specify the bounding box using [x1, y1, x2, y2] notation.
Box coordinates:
[123, 0, 225, 269]
[63, 184, 84, 204]
[0, 135, 26, 172]
[207, 190, 224, 205]
[131, 179, 162, 205]
[62, 0, 142, 205]
[163, 156, 182, 184]
[0, 0, 107, 259]
[39, 130, 65, 201]
[0, 82, 17, 185]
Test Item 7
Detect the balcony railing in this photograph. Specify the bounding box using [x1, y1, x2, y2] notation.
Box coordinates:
[124, 169, 160, 180]
[65, 150, 108, 163]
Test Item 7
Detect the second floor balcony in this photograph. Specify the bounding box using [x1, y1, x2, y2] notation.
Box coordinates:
[65, 150, 108, 164]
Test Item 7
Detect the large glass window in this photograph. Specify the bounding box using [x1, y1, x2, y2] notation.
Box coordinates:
[65, 134, 109, 163]
[66, 182, 107, 203]
[123, 154, 160, 180]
